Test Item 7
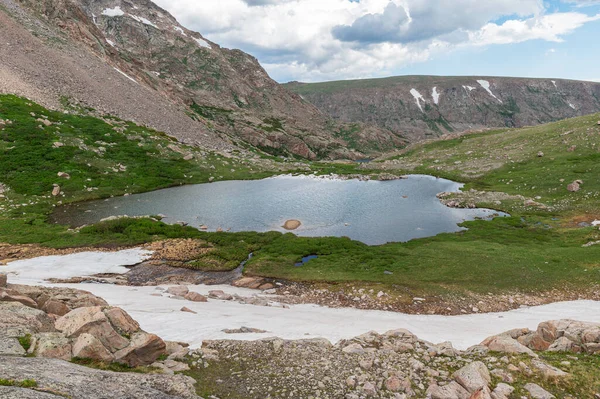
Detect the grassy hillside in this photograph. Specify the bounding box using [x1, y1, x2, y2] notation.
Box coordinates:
[0, 95, 283, 246]
[381, 112, 600, 215]
[2, 94, 600, 302]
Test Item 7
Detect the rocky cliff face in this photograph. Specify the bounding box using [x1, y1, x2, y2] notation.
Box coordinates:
[0, 0, 405, 159]
[286, 76, 600, 142]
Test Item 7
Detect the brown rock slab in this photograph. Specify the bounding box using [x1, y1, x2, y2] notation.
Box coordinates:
[166, 285, 189, 296]
[184, 292, 207, 302]
[113, 332, 166, 367]
[55, 307, 129, 352]
[41, 300, 70, 316]
[104, 307, 140, 335]
[0, 289, 38, 308]
[72, 333, 114, 363]
[180, 307, 197, 314]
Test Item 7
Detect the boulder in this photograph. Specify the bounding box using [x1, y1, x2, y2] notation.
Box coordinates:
[52, 184, 61, 196]
[72, 333, 115, 363]
[113, 332, 166, 367]
[567, 181, 580, 192]
[180, 307, 196, 314]
[57, 172, 70, 179]
[342, 343, 365, 354]
[547, 336, 577, 352]
[481, 334, 536, 356]
[104, 307, 139, 335]
[208, 290, 233, 300]
[0, 288, 38, 308]
[184, 291, 207, 302]
[166, 285, 189, 296]
[41, 300, 70, 316]
[453, 361, 491, 393]
[531, 359, 569, 379]
[165, 341, 188, 360]
[0, 302, 55, 336]
[524, 383, 555, 399]
[30, 332, 72, 361]
[0, 356, 199, 399]
[491, 383, 514, 399]
[55, 307, 129, 352]
[282, 219, 301, 230]
[0, 336, 26, 356]
[426, 381, 470, 399]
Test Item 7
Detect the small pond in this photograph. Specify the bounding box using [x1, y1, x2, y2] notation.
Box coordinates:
[52, 175, 506, 245]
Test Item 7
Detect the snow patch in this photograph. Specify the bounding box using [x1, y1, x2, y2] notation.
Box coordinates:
[2, 249, 151, 282]
[113, 67, 138, 84]
[551, 80, 557, 88]
[173, 26, 187, 37]
[410, 88, 426, 112]
[463, 85, 476, 92]
[6, 250, 600, 350]
[102, 6, 124, 17]
[129, 14, 158, 29]
[477, 80, 502, 103]
[106, 39, 116, 48]
[569, 102, 576, 110]
[194, 36, 211, 49]
[432, 87, 440, 105]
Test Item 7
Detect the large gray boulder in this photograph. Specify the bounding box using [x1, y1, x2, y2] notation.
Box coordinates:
[0, 356, 200, 399]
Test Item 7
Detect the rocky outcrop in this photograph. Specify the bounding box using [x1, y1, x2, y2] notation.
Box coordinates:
[481, 319, 600, 355]
[0, 356, 199, 399]
[195, 325, 578, 399]
[286, 76, 600, 143]
[0, 279, 167, 366]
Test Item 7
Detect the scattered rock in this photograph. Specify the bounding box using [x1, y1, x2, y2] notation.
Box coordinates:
[208, 290, 233, 300]
[524, 383, 555, 399]
[184, 291, 207, 302]
[180, 307, 196, 314]
[222, 327, 267, 334]
[51, 184, 61, 196]
[166, 285, 189, 296]
[0, 273, 7, 288]
[567, 181, 581, 192]
[57, 172, 70, 179]
[453, 361, 491, 393]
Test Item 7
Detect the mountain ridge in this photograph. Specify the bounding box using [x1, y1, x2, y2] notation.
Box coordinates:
[0, 0, 406, 159]
[286, 75, 600, 142]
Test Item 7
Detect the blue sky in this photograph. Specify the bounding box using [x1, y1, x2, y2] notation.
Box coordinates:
[154, 0, 600, 83]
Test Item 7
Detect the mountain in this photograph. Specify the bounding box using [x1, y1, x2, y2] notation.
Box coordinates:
[285, 76, 600, 142]
[0, 0, 406, 159]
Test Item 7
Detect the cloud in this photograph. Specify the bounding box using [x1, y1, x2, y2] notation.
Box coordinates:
[333, 0, 544, 45]
[152, 0, 600, 82]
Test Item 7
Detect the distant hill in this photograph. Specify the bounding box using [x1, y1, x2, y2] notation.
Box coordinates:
[285, 76, 600, 142]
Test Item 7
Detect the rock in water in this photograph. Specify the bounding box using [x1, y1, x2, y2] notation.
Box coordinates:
[282, 219, 301, 230]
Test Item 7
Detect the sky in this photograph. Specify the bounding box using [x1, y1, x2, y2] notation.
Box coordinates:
[152, 0, 600, 83]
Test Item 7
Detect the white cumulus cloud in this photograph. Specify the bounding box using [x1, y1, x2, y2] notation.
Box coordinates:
[152, 0, 600, 82]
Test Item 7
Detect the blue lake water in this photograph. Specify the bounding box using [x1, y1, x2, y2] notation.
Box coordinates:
[52, 175, 506, 245]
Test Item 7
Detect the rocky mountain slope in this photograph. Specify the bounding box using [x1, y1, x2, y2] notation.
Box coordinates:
[286, 76, 600, 142]
[0, 0, 405, 159]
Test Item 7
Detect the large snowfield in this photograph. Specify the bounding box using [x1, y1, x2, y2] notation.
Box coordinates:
[4, 249, 600, 350]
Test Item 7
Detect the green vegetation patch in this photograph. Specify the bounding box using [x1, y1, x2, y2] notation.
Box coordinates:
[0, 379, 38, 388]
